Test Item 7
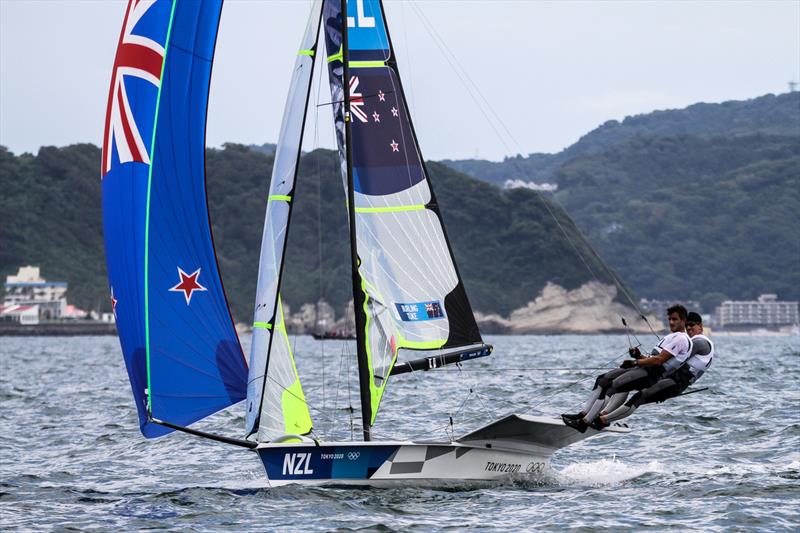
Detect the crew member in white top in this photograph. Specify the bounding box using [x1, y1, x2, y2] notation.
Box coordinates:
[562, 305, 692, 433]
[595, 311, 714, 426]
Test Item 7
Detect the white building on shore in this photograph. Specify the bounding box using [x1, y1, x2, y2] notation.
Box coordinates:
[715, 294, 799, 328]
[3, 266, 68, 320]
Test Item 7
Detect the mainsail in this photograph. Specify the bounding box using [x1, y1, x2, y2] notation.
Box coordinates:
[246, 1, 323, 442]
[324, 0, 489, 437]
[102, 0, 247, 438]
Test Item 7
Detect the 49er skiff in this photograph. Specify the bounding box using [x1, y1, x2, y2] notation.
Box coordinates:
[101, 0, 627, 487]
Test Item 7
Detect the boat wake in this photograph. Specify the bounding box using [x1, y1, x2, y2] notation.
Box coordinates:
[555, 457, 665, 487]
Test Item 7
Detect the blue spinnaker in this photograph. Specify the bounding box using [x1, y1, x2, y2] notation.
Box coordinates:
[102, 0, 247, 438]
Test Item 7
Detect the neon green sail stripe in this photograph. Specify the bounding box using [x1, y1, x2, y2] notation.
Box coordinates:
[395, 331, 447, 351]
[355, 204, 425, 213]
[268, 194, 292, 202]
[253, 321, 272, 329]
[327, 45, 343, 63]
[275, 297, 312, 434]
[349, 60, 386, 68]
[143, 0, 178, 414]
[297, 49, 314, 56]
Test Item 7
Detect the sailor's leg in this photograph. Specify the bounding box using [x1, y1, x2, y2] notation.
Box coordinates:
[604, 379, 679, 423]
[603, 402, 637, 423]
[563, 368, 629, 431]
[584, 398, 606, 422]
[606, 367, 657, 397]
[580, 386, 604, 414]
[570, 369, 626, 416]
[601, 392, 629, 414]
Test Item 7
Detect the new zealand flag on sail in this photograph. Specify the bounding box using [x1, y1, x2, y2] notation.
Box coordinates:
[395, 301, 445, 322]
[348, 67, 426, 196]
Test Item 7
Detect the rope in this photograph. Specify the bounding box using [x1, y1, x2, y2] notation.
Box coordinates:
[523, 350, 631, 413]
[405, 1, 662, 343]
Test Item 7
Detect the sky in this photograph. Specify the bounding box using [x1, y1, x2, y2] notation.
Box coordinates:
[1, 0, 798, 161]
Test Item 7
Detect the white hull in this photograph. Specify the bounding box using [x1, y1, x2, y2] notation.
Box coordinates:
[255, 414, 629, 487]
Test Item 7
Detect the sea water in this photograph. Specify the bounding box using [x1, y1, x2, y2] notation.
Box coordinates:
[1, 334, 798, 531]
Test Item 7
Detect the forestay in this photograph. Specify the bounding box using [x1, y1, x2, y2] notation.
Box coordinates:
[102, 0, 248, 438]
[246, 1, 323, 441]
[323, 0, 489, 430]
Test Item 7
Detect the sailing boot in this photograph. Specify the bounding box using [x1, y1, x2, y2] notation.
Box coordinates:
[589, 417, 609, 431]
[561, 412, 584, 421]
[561, 414, 589, 433]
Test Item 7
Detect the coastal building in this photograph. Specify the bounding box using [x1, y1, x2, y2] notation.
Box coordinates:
[0, 304, 40, 325]
[3, 266, 67, 319]
[639, 298, 701, 315]
[715, 294, 799, 328]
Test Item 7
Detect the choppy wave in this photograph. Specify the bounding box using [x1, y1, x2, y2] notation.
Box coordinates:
[1, 334, 798, 531]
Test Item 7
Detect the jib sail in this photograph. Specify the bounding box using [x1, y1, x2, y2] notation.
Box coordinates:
[245, 0, 323, 442]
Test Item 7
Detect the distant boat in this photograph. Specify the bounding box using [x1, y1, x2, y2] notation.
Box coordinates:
[311, 330, 356, 341]
[101, 0, 628, 487]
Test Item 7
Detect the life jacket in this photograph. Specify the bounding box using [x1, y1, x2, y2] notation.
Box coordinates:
[683, 334, 714, 383]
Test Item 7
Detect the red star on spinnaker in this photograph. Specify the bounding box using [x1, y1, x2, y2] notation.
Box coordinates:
[169, 267, 208, 305]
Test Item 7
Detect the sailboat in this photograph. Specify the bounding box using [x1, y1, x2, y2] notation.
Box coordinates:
[102, 0, 627, 486]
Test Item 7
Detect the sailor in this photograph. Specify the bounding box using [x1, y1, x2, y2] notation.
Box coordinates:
[593, 312, 714, 426]
[561, 304, 692, 432]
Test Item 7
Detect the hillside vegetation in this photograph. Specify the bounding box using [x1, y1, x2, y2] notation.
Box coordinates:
[442, 93, 800, 308]
[0, 144, 618, 320]
[444, 92, 800, 186]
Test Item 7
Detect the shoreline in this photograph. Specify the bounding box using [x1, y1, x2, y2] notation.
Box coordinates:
[0, 322, 117, 336]
[1, 323, 794, 337]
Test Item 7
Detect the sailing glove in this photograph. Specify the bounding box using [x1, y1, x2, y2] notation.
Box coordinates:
[628, 347, 643, 359]
[620, 359, 636, 369]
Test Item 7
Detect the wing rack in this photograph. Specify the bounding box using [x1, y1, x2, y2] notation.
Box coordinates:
[389, 344, 492, 376]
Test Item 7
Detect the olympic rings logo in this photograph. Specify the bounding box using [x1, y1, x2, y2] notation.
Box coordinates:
[347, 452, 361, 461]
[526, 462, 545, 474]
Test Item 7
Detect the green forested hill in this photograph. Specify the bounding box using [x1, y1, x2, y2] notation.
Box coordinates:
[0, 144, 616, 320]
[553, 134, 800, 308]
[441, 93, 800, 308]
[0, 145, 108, 311]
[444, 92, 800, 186]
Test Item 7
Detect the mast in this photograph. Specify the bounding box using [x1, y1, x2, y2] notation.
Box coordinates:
[341, 0, 372, 441]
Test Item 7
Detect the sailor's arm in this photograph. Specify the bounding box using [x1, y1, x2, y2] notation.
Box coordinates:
[634, 349, 673, 366]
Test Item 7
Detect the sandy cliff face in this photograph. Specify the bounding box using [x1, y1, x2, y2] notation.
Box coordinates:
[476, 282, 661, 334]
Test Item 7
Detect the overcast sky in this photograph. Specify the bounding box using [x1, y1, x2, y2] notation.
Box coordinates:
[1, 0, 798, 161]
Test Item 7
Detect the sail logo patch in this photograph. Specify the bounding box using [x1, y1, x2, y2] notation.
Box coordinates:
[395, 301, 445, 322]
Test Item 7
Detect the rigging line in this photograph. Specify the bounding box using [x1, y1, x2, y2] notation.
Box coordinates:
[327, 345, 347, 440]
[474, 390, 518, 411]
[400, 0, 416, 114]
[346, 339, 355, 442]
[523, 350, 631, 413]
[259, 350, 356, 434]
[405, 2, 516, 156]
[407, 409, 493, 441]
[407, 0, 523, 155]
[527, 189, 639, 335]
[409, 1, 659, 341]
[575, 229, 661, 340]
[446, 374, 474, 439]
